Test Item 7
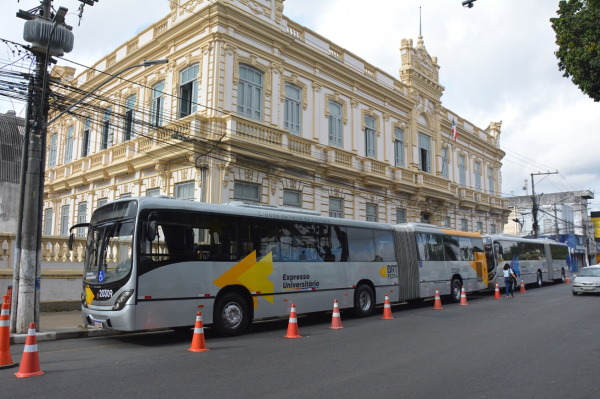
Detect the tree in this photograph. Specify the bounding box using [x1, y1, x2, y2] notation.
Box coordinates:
[550, 0, 600, 102]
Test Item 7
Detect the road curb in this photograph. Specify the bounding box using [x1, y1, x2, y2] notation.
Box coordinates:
[10, 328, 126, 344]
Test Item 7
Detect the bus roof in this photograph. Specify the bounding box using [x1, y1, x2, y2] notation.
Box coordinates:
[485, 234, 558, 245]
[108, 197, 395, 230]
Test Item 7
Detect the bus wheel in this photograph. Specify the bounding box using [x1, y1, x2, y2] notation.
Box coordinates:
[353, 285, 375, 317]
[535, 271, 543, 288]
[450, 278, 462, 303]
[214, 292, 249, 337]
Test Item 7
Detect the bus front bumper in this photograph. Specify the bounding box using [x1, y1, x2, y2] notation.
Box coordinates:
[82, 305, 136, 331]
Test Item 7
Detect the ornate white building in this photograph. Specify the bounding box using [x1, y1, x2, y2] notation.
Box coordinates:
[42, 0, 510, 237]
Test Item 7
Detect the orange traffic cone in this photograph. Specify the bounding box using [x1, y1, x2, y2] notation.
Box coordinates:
[329, 299, 344, 329]
[284, 304, 301, 338]
[0, 295, 17, 369]
[494, 283, 501, 299]
[520, 279, 526, 293]
[459, 286, 468, 306]
[14, 323, 43, 378]
[188, 312, 209, 353]
[565, 272, 570, 284]
[381, 293, 394, 320]
[433, 288, 443, 310]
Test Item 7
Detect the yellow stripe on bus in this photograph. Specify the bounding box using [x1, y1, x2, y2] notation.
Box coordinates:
[440, 229, 482, 238]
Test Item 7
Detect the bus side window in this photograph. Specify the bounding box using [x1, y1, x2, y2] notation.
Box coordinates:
[443, 235, 460, 261]
[141, 222, 192, 269]
[416, 233, 427, 261]
[471, 237, 484, 254]
[373, 230, 395, 262]
[538, 243, 547, 261]
[429, 234, 445, 261]
[316, 224, 347, 262]
[347, 228, 375, 262]
[418, 233, 444, 261]
[280, 222, 319, 262]
[494, 242, 503, 260]
[191, 214, 237, 261]
[459, 237, 475, 261]
[238, 218, 278, 261]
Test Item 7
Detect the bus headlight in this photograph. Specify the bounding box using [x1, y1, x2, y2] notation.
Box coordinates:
[113, 289, 134, 311]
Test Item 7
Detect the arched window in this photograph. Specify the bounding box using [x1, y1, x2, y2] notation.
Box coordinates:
[365, 115, 376, 158]
[237, 64, 263, 121]
[48, 134, 57, 168]
[459, 155, 466, 187]
[328, 101, 342, 147]
[441, 147, 448, 178]
[394, 127, 404, 167]
[101, 107, 112, 150]
[64, 126, 74, 164]
[418, 133, 431, 173]
[284, 83, 301, 135]
[179, 64, 199, 118]
[151, 81, 165, 127]
[474, 161, 481, 191]
[81, 118, 91, 157]
[123, 94, 136, 142]
[488, 167, 494, 195]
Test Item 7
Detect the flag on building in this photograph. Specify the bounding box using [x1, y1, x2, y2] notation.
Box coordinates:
[451, 118, 457, 142]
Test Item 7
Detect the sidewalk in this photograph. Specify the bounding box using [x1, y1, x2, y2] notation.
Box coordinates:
[10, 310, 125, 344]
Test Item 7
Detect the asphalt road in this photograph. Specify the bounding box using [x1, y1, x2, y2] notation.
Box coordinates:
[1, 282, 598, 399]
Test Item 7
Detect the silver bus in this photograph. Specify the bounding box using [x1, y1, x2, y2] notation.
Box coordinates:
[483, 234, 570, 289]
[72, 198, 488, 336]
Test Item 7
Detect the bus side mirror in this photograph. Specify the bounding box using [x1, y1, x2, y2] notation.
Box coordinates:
[147, 221, 157, 241]
[68, 233, 75, 251]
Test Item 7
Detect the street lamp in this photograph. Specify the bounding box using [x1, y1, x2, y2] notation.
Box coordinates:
[47, 58, 169, 125]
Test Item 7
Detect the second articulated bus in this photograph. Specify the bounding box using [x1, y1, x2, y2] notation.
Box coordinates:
[72, 198, 488, 336]
[483, 234, 570, 289]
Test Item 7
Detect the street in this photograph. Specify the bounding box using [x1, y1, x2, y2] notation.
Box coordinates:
[1, 282, 598, 399]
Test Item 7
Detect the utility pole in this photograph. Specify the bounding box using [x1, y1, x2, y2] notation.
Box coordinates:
[530, 171, 559, 239]
[553, 205, 560, 242]
[10, 76, 34, 333]
[15, 0, 74, 333]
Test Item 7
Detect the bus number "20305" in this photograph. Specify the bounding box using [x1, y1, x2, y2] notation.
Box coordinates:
[97, 289, 113, 298]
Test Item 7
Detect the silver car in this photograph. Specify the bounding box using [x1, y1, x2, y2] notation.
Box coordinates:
[572, 266, 600, 295]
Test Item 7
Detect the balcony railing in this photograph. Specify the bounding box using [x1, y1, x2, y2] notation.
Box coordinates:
[287, 135, 312, 157]
[286, 24, 304, 41]
[233, 117, 282, 147]
[421, 173, 450, 190]
[154, 21, 168, 37]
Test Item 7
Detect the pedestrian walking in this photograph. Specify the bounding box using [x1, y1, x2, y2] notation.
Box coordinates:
[503, 264, 516, 298]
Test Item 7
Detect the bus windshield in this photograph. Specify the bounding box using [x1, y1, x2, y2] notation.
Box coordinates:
[84, 221, 134, 284]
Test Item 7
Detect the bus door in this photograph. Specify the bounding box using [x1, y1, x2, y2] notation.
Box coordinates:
[483, 237, 496, 284]
[137, 211, 209, 328]
[474, 251, 488, 287]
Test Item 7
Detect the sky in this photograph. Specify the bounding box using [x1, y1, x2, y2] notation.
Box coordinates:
[1, 0, 598, 212]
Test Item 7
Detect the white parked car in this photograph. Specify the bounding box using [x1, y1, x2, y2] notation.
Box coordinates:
[572, 266, 600, 295]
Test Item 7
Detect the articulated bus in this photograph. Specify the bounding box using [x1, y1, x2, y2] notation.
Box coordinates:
[483, 234, 570, 289]
[71, 198, 488, 336]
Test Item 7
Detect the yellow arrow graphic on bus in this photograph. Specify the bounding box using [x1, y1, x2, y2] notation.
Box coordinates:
[85, 285, 94, 306]
[213, 250, 273, 309]
[379, 266, 387, 278]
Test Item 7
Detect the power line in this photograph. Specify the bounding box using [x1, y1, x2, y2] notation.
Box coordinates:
[45, 78, 506, 219]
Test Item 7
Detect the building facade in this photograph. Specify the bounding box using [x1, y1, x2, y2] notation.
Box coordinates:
[504, 190, 596, 269]
[42, 0, 509, 238]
